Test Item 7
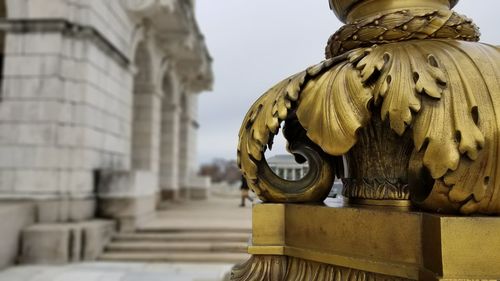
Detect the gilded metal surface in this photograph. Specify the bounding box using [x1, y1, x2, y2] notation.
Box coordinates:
[236, 0, 500, 280]
[231, 255, 412, 281]
[328, 0, 459, 23]
[237, 0, 500, 214]
[342, 114, 413, 201]
[245, 202, 500, 280]
[237, 58, 346, 203]
[326, 9, 479, 58]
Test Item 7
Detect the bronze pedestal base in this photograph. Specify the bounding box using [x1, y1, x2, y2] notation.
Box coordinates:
[233, 199, 500, 281]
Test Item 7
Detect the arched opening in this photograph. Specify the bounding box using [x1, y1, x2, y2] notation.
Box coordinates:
[131, 41, 155, 171]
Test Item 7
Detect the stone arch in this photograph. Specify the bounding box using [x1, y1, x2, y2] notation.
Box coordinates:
[130, 40, 156, 170]
[133, 41, 153, 84]
[128, 24, 146, 66]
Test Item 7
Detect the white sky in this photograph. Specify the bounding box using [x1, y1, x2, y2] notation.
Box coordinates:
[195, 0, 500, 165]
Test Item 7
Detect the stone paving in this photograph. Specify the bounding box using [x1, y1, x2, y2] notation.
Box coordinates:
[0, 262, 233, 281]
[0, 196, 251, 281]
[149, 195, 252, 231]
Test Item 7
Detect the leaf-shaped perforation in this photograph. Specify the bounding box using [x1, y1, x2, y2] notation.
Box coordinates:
[437, 42, 484, 160]
[414, 53, 447, 99]
[379, 48, 421, 135]
[411, 41, 485, 179]
[435, 42, 498, 213]
[355, 43, 449, 136]
[413, 86, 460, 178]
[409, 41, 500, 215]
[296, 61, 372, 156]
[355, 47, 387, 84]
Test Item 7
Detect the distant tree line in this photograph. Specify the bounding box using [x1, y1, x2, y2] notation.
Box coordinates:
[199, 158, 242, 184]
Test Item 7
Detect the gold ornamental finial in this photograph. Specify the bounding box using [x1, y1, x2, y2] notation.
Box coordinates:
[329, 0, 459, 23]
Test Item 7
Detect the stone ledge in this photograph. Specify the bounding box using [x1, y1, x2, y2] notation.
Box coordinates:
[0, 203, 35, 269]
[97, 195, 156, 232]
[19, 220, 115, 265]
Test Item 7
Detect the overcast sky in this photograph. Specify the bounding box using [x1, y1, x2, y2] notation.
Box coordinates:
[194, 0, 500, 165]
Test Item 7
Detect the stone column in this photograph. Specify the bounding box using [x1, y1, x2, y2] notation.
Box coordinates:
[131, 82, 162, 174]
[178, 94, 191, 199]
[159, 102, 181, 200]
[178, 93, 209, 199]
[97, 81, 162, 232]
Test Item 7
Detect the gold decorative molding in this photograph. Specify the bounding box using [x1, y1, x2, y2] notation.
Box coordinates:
[328, 0, 459, 23]
[326, 9, 479, 58]
[231, 255, 412, 281]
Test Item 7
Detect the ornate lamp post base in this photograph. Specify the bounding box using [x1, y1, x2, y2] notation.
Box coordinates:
[232, 201, 500, 280]
[234, 0, 500, 280]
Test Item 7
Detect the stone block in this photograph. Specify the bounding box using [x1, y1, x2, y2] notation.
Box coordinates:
[0, 123, 19, 144]
[17, 123, 58, 145]
[4, 34, 25, 55]
[57, 125, 84, 147]
[19, 219, 115, 265]
[0, 170, 16, 191]
[161, 189, 178, 201]
[25, 0, 71, 20]
[36, 198, 96, 223]
[97, 195, 156, 232]
[187, 175, 211, 200]
[80, 220, 115, 261]
[190, 188, 209, 200]
[69, 170, 94, 193]
[96, 170, 158, 232]
[0, 202, 35, 269]
[19, 224, 74, 265]
[4, 55, 62, 77]
[97, 170, 158, 198]
[24, 33, 63, 55]
[14, 170, 59, 193]
[3, 77, 63, 100]
[62, 37, 85, 60]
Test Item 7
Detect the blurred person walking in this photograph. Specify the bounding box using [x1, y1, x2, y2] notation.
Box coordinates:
[239, 176, 253, 207]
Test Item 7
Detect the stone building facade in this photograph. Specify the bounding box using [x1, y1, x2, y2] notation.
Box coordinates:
[267, 155, 309, 181]
[0, 0, 212, 267]
[267, 154, 344, 197]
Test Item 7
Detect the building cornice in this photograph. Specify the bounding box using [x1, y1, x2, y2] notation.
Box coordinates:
[0, 18, 130, 67]
[122, 0, 213, 93]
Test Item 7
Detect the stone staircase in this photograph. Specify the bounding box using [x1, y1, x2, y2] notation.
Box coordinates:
[99, 226, 251, 264]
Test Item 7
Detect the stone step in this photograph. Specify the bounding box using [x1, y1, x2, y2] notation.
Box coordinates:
[114, 232, 250, 243]
[99, 252, 250, 264]
[138, 226, 251, 233]
[106, 241, 248, 253]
